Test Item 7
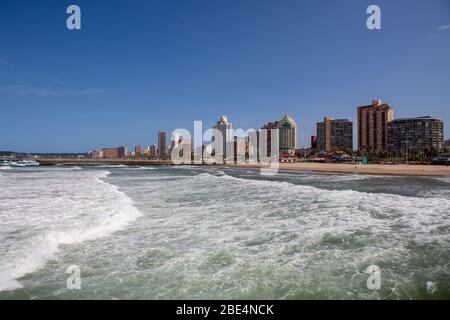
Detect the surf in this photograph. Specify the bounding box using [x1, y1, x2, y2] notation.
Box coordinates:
[0, 169, 142, 292]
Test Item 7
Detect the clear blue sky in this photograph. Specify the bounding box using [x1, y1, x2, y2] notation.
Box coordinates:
[1, 0, 449, 153]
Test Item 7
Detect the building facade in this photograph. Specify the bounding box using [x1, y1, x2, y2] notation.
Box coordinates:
[149, 144, 158, 159]
[259, 115, 298, 156]
[387, 116, 444, 153]
[311, 136, 317, 149]
[158, 131, 167, 158]
[134, 145, 142, 157]
[277, 115, 298, 155]
[213, 115, 233, 157]
[261, 121, 278, 157]
[117, 146, 126, 159]
[316, 117, 353, 153]
[93, 146, 126, 159]
[358, 100, 394, 153]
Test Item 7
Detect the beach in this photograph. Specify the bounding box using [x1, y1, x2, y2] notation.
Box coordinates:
[229, 162, 450, 177]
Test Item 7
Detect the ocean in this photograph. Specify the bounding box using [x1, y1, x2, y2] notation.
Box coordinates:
[0, 161, 449, 299]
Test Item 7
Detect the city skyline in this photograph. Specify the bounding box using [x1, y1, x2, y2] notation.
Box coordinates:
[1, 0, 450, 152]
[86, 104, 446, 161]
[1, 101, 448, 155]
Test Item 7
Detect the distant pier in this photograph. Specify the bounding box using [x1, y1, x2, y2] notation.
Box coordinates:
[37, 158, 176, 166]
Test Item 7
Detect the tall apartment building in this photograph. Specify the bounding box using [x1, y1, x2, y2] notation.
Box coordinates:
[316, 117, 353, 153]
[277, 115, 298, 155]
[260, 115, 298, 156]
[158, 131, 167, 158]
[358, 100, 394, 153]
[149, 144, 158, 159]
[213, 115, 233, 157]
[117, 146, 126, 159]
[387, 116, 444, 153]
[134, 145, 142, 156]
[261, 121, 278, 157]
[311, 136, 317, 149]
[233, 136, 247, 162]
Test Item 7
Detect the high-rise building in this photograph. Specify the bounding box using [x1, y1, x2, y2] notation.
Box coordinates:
[117, 146, 126, 159]
[149, 144, 158, 159]
[358, 100, 394, 153]
[233, 136, 247, 162]
[260, 115, 298, 156]
[277, 115, 298, 155]
[387, 116, 444, 153]
[317, 117, 353, 153]
[261, 121, 279, 157]
[158, 131, 167, 158]
[311, 136, 317, 149]
[134, 145, 142, 157]
[213, 115, 233, 157]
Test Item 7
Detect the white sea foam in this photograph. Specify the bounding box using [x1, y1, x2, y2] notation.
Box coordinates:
[136, 166, 157, 170]
[1, 161, 38, 167]
[0, 169, 142, 292]
[8, 162, 26, 167]
[93, 165, 129, 168]
[0, 166, 12, 170]
[191, 171, 450, 243]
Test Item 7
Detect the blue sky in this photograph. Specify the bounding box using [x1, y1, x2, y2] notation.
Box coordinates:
[1, 0, 450, 152]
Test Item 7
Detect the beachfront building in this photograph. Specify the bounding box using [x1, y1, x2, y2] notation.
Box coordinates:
[259, 115, 298, 156]
[103, 147, 118, 159]
[233, 136, 247, 163]
[261, 121, 278, 157]
[387, 116, 444, 154]
[358, 100, 394, 153]
[212, 115, 233, 158]
[90, 146, 126, 159]
[143, 146, 150, 157]
[316, 117, 353, 153]
[135, 145, 142, 157]
[311, 136, 317, 149]
[117, 146, 126, 159]
[149, 144, 158, 159]
[277, 115, 298, 155]
[158, 131, 168, 158]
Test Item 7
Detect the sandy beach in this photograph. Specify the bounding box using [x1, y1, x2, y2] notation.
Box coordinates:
[226, 162, 450, 177]
[35, 159, 450, 177]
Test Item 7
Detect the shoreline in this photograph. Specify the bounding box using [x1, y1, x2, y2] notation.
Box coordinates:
[34, 158, 450, 177]
[224, 163, 450, 177]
